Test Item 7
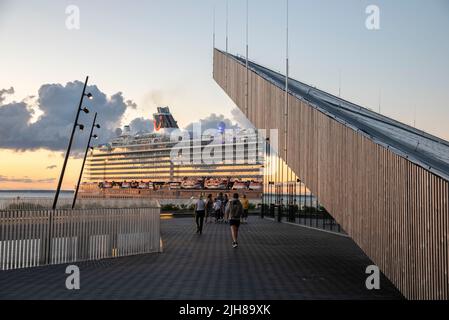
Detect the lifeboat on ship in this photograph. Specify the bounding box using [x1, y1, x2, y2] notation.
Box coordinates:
[249, 180, 263, 191]
[169, 182, 182, 190]
[102, 181, 113, 189]
[232, 180, 248, 190]
[181, 178, 203, 190]
[138, 181, 149, 189]
[205, 178, 228, 190]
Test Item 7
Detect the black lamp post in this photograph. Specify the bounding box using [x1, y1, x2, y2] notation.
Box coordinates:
[52, 76, 92, 210]
[47, 76, 92, 264]
[72, 112, 100, 209]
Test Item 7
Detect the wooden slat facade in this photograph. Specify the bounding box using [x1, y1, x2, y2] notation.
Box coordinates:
[213, 49, 449, 300]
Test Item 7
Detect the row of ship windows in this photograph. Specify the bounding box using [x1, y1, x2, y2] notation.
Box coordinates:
[86, 163, 264, 171]
[86, 175, 262, 182]
[87, 155, 264, 164]
[86, 161, 264, 168]
[93, 142, 264, 157]
[86, 164, 263, 172]
[89, 148, 264, 161]
[87, 169, 262, 177]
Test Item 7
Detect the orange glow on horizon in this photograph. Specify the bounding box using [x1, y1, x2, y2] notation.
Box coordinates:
[0, 149, 82, 190]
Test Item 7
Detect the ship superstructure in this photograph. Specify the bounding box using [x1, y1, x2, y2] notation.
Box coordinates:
[81, 107, 263, 196]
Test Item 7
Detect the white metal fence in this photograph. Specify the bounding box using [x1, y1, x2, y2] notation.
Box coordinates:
[0, 205, 161, 270]
[0, 197, 159, 210]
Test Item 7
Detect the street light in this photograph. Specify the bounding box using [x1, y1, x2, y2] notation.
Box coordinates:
[49, 75, 92, 264]
[52, 75, 92, 210]
[72, 112, 100, 209]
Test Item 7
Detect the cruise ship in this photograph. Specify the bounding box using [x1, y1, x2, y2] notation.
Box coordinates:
[80, 107, 264, 199]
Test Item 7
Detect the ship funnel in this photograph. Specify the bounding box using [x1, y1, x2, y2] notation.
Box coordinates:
[153, 106, 179, 132]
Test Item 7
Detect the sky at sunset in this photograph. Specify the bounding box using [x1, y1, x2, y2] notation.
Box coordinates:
[1, 0, 448, 190]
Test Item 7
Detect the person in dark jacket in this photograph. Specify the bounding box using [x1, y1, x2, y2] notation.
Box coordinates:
[223, 194, 229, 223]
[217, 192, 224, 222]
[205, 194, 214, 224]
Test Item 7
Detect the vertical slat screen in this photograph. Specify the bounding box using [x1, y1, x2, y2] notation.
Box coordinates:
[214, 48, 449, 300]
[0, 206, 160, 271]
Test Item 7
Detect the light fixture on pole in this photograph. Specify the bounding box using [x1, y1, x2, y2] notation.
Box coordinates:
[49, 76, 92, 264]
[72, 112, 100, 209]
[52, 76, 92, 210]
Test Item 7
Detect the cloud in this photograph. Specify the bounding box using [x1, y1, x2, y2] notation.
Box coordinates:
[0, 82, 140, 152]
[0, 87, 14, 104]
[126, 100, 137, 109]
[184, 113, 240, 132]
[144, 90, 165, 107]
[230, 108, 254, 129]
[115, 128, 123, 136]
[129, 117, 154, 134]
[0, 84, 255, 154]
[46, 165, 57, 170]
[0, 175, 55, 184]
[141, 88, 182, 111]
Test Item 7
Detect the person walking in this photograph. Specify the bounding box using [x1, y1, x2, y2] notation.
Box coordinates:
[223, 194, 229, 223]
[205, 194, 213, 224]
[194, 195, 206, 234]
[241, 194, 249, 223]
[213, 197, 222, 223]
[225, 193, 244, 248]
[217, 192, 224, 222]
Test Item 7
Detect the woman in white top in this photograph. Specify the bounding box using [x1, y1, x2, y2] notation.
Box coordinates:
[213, 198, 222, 223]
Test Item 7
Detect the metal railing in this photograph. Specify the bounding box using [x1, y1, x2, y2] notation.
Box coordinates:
[0, 201, 160, 270]
[0, 197, 158, 210]
[261, 204, 345, 235]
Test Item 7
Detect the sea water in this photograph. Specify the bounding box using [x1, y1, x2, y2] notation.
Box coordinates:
[0, 190, 73, 199]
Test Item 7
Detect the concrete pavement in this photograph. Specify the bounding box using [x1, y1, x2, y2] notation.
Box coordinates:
[0, 217, 403, 300]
